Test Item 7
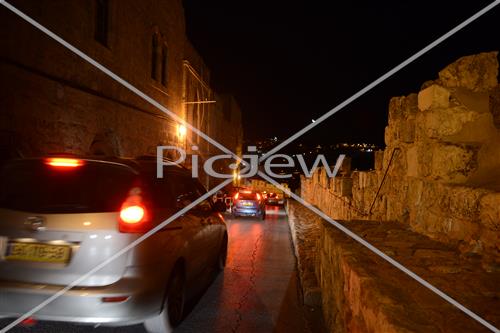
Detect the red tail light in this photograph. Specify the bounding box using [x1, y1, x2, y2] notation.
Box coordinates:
[45, 157, 84, 168]
[120, 205, 145, 224]
[119, 187, 152, 233]
[21, 317, 37, 327]
[102, 296, 130, 303]
[234, 192, 239, 200]
[256, 193, 261, 201]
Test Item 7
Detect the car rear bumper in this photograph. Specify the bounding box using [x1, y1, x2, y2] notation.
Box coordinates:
[266, 199, 284, 205]
[0, 266, 166, 326]
[232, 207, 262, 216]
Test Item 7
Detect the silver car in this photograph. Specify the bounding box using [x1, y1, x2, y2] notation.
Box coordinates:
[0, 156, 228, 333]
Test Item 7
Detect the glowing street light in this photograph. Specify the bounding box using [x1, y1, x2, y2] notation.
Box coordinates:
[177, 124, 187, 139]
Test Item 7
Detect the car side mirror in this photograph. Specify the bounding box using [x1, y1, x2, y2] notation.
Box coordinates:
[213, 201, 227, 213]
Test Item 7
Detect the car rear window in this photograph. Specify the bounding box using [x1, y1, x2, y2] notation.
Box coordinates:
[0, 160, 137, 213]
[239, 192, 258, 200]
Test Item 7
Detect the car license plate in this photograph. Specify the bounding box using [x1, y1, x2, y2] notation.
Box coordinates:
[242, 202, 253, 206]
[5, 242, 71, 263]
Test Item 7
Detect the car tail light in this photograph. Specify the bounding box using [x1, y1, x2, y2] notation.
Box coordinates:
[21, 317, 37, 327]
[118, 187, 152, 233]
[102, 296, 130, 303]
[120, 205, 145, 223]
[234, 193, 239, 200]
[256, 193, 261, 201]
[45, 157, 84, 168]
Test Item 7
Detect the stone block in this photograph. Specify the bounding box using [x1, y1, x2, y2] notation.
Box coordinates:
[421, 104, 498, 143]
[438, 51, 499, 92]
[384, 124, 397, 146]
[490, 85, 500, 129]
[479, 192, 500, 231]
[406, 146, 419, 177]
[388, 96, 404, 124]
[418, 84, 450, 111]
[407, 178, 424, 208]
[339, 155, 352, 176]
[400, 118, 416, 143]
[388, 94, 419, 123]
[479, 228, 500, 255]
[446, 185, 490, 220]
[429, 143, 478, 183]
[386, 147, 407, 178]
[423, 105, 475, 138]
[411, 205, 445, 239]
[383, 146, 401, 172]
[452, 87, 490, 114]
[446, 218, 480, 243]
[338, 177, 353, 197]
[351, 171, 361, 191]
[374, 149, 385, 171]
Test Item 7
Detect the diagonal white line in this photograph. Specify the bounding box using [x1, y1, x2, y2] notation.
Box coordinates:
[0, 1, 245, 166]
[0, 178, 233, 333]
[259, 0, 500, 162]
[257, 171, 500, 333]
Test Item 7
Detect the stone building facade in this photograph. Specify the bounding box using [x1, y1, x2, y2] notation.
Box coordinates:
[211, 93, 243, 157]
[182, 41, 243, 188]
[0, 0, 242, 175]
[210, 93, 244, 187]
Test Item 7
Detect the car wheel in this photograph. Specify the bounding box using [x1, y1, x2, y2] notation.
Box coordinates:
[216, 235, 228, 271]
[144, 266, 186, 333]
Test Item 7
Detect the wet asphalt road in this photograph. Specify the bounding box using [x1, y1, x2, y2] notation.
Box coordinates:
[1, 205, 322, 333]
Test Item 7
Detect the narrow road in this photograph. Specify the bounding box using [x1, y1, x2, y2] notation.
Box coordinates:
[1, 205, 322, 333]
[175, 205, 314, 333]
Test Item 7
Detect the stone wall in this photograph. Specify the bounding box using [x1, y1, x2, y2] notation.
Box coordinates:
[302, 52, 500, 261]
[0, 0, 242, 164]
[287, 201, 500, 333]
[285, 201, 322, 307]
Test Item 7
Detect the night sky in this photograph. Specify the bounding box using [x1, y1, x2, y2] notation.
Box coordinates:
[183, 1, 500, 146]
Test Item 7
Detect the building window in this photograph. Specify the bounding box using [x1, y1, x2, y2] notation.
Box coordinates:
[161, 44, 168, 86]
[94, 0, 109, 46]
[151, 33, 159, 80]
[151, 32, 168, 87]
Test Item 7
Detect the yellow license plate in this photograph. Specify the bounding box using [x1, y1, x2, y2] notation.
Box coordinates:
[6, 242, 71, 263]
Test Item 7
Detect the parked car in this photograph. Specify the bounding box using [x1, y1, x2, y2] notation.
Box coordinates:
[0, 156, 228, 333]
[231, 190, 266, 220]
[264, 192, 285, 206]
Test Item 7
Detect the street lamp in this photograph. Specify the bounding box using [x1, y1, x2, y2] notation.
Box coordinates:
[233, 169, 240, 186]
[177, 124, 187, 139]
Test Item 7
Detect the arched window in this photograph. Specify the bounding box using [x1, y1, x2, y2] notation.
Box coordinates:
[151, 32, 159, 80]
[161, 43, 168, 86]
[94, 0, 109, 46]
